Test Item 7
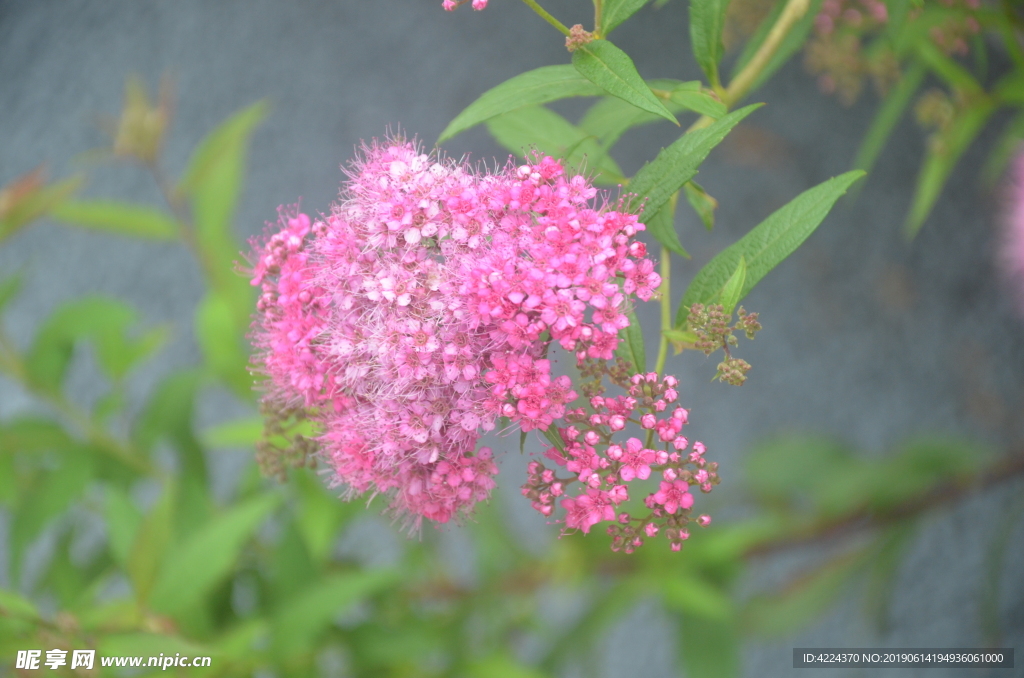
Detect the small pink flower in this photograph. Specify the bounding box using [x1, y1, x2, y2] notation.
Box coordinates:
[652, 480, 694, 514]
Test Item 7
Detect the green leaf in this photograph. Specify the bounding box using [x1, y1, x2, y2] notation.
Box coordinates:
[520, 429, 528, 454]
[196, 292, 252, 399]
[486, 106, 625, 184]
[669, 83, 727, 119]
[628, 104, 760, 217]
[982, 110, 1024, 185]
[678, 171, 863, 325]
[600, 0, 649, 36]
[661, 573, 734, 621]
[718, 255, 745, 314]
[730, 0, 822, 95]
[439, 65, 602, 143]
[0, 417, 73, 455]
[614, 307, 646, 373]
[104, 486, 142, 568]
[863, 521, 918, 633]
[905, 100, 995, 238]
[50, 200, 180, 240]
[127, 483, 176, 604]
[689, 0, 730, 87]
[468, 654, 549, 678]
[853, 60, 927, 178]
[0, 273, 23, 313]
[179, 101, 266, 318]
[149, 492, 281, 617]
[645, 191, 689, 257]
[10, 450, 93, 584]
[683, 180, 718, 230]
[915, 40, 983, 95]
[294, 471, 355, 565]
[677, 612, 740, 678]
[0, 175, 83, 244]
[98, 633, 211, 659]
[0, 588, 39, 620]
[272, 569, 398, 659]
[201, 416, 263, 448]
[743, 550, 868, 637]
[571, 40, 678, 125]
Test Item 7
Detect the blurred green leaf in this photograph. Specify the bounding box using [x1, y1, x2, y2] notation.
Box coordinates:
[0, 273, 22, 313]
[661, 573, 734, 621]
[50, 200, 180, 240]
[196, 291, 253, 399]
[745, 435, 858, 509]
[572, 40, 678, 125]
[201, 416, 263, 448]
[0, 588, 39, 620]
[863, 521, 918, 633]
[982, 110, 1024, 185]
[645, 190, 689, 257]
[486, 106, 625, 184]
[272, 569, 398, 659]
[25, 297, 167, 393]
[906, 99, 995, 238]
[10, 450, 93, 585]
[683, 180, 717, 230]
[915, 40, 984, 95]
[179, 101, 265, 320]
[730, 0, 823, 96]
[127, 482, 176, 605]
[718, 255, 746, 315]
[294, 471, 355, 565]
[743, 549, 869, 637]
[689, 0, 729, 87]
[104, 485, 142, 568]
[0, 173, 82, 243]
[627, 105, 760, 218]
[468, 654, 548, 678]
[0, 417, 73, 455]
[150, 492, 281, 617]
[99, 632, 212, 659]
[677, 612, 740, 678]
[853, 60, 926, 177]
[600, 0, 649, 35]
[679, 171, 863, 325]
[615, 308, 646, 373]
[439, 65, 602, 143]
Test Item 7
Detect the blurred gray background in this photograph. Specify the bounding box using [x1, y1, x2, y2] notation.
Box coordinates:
[1, 0, 1022, 676]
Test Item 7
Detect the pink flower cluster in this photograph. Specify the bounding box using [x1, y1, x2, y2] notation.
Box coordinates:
[248, 139, 660, 529]
[521, 373, 718, 552]
[1001, 150, 1024, 315]
[442, 0, 488, 10]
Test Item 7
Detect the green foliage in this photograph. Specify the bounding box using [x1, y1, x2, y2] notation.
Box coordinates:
[678, 171, 864, 325]
[600, 0, 650, 36]
[615, 307, 647, 373]
[50, 200, 180, 240]
[571, 40, 679, 125]
[689, 0, 730, 88]
[439, 65, 602, 142]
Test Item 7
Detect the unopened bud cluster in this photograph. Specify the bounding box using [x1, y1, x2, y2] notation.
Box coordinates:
[686, 303, 761, 385]
[254, 400, 318, 481]
[521, 371, 718, 552]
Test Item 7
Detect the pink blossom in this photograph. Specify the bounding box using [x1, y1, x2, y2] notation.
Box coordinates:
[652, 480, 694, 514]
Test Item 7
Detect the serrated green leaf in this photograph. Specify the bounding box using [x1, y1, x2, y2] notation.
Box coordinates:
[104, 485, 142, 568]
[718, 255, 746, 314]
[669, 84, 727, 119]
[677, 612, 740, 678]
[743, 550, 868, 637]
[150, 492, 281, 617]
[906, 100, 995, 238]
[689, 0, 730, 87]
[439, 65, 603, 143]
[272, 569, 398, 659]
[486, 106, 625, 184]
[127, 483, 176, 605]
[678, 171, 863, 325]
[614, 308, 646, 373]
[645, 190, 689, 257]
[572, 40, 678, 125]
[628, 104, 760, 217]
[853, 60, 926, 178]
[600, 0, 649, 36]
[50, 200, 179, 240]
[683, 180, 718, 230]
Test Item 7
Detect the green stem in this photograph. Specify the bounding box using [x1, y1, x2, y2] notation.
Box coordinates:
[593, 0, 603, 34]
[654, 245, 671, 375]
[520, 0, 572, 36]
[689, 0, 811, 131]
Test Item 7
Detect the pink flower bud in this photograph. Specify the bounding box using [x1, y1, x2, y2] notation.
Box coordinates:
[609, 415, 626, 431]
[640, 413, 656, 429]
[696, 514, 712, 527]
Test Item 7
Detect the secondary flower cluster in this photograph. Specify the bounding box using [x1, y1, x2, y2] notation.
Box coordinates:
[521, 372, 718, 552]
[248, 139, 660, 530]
